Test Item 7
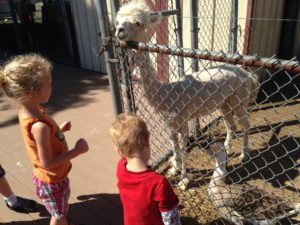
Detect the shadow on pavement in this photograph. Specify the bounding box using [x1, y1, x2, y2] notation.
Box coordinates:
[2, 193, 123, 225]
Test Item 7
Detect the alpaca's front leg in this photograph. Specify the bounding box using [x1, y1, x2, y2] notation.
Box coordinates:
[224, 125, 235, 155]
[241, 129, 250, 161]
[220, 106, 236, 155]
[178, 131, 187, 177]
[235, 109, 251, 161]
[177, 125, 190, 191]
[169, 131, 181, 175]
[169, 126, 189, 190]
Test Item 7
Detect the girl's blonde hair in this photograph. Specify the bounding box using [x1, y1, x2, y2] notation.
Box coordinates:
[0, 53, 52, 102]
[109, 113, 149, 158]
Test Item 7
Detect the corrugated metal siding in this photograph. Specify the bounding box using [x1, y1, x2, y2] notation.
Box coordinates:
[249, 0, 284, 57]
[70, 0, 106, 73]
[292, 7, 300, 59]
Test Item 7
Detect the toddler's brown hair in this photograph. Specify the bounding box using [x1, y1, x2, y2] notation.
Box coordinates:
[109, 113, 149, 158]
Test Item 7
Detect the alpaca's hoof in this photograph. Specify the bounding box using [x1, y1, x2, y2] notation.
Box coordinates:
[225, 145, 234, 156]
[177, 177, 190, 191]
[168, 167, 180, 176]
[240, 152, 251, 162]
[168, 157, 181, 175]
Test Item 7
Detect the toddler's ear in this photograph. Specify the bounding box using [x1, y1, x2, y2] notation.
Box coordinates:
[145, 134, 150, 147]
[114, 146, 123, 157]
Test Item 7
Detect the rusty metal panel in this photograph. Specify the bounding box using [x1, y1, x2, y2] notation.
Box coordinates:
[249, 0, 285, 57]
[292, 7, 300, 59]
[70, 0, 106, 72]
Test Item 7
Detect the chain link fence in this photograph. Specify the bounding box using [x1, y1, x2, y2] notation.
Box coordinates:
[107, 0, 300, 224]
[115, 42, 300, 225]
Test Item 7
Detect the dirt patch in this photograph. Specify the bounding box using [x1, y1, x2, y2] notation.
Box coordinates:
[157, 98, 300, 224]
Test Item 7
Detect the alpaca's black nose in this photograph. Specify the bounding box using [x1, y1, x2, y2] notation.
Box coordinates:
[118, 27, 124, 34]
[116, 27, 127, 40]
[116, 27, 125, 38]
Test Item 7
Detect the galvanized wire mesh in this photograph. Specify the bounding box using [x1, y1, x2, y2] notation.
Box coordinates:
[196, 0, 233, 52]
[114, 41, 300, 224]
[111, 0, 300, 224]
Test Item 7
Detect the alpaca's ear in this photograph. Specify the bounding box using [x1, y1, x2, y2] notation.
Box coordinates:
[146, 14, 162, 28]
[150, 14, 161, 23]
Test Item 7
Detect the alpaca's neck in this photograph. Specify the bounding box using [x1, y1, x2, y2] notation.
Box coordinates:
[134, 31, 161, 85]
[135, 51, 161, 92]
[132, 32, 172, 112]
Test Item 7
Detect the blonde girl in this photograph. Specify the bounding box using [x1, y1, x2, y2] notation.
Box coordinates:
[0, 53, 89, 225]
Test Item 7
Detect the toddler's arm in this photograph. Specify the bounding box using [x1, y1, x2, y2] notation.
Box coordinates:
[154, 175, 181, 225]
[161, 206, 181, 225]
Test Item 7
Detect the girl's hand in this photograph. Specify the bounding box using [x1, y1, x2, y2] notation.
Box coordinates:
[75, 138, 89, 155]
[60, 121, 71, 132]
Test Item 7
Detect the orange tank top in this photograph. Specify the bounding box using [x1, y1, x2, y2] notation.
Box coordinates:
[18, 107, 71, 183]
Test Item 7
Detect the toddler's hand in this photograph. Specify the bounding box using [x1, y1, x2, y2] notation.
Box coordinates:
[75, 138, 89, 155]
[60, 121, 71, 132]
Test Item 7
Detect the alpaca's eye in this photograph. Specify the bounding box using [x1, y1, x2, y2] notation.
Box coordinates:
[135, 21, 141, 26]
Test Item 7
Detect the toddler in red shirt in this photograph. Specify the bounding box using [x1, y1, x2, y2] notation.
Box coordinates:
[109, 113, 182, 225]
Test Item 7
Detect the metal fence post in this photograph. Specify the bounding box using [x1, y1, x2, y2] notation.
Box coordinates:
[175, 0, 184, 76]
[190, 0, 201, 139]
[231, 0, 238, 53]
[120, 48, 136, 113]
[211, 0, 216, 52]
[95, 0, 123, 116]
[111, 0, 120, 24]
[111, 0, 135, 112]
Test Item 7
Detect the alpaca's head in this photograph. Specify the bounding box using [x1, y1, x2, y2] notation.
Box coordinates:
[115, 0, 161, 42]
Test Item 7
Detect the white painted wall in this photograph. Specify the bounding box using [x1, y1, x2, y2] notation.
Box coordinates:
[70, 0, 106, 73]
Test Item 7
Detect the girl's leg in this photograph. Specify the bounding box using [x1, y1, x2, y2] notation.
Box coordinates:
[50, 216, 68, 225]
[33, 176, 70, 225]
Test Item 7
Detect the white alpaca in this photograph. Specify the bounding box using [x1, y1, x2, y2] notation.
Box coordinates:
[115, 0, 259, 189]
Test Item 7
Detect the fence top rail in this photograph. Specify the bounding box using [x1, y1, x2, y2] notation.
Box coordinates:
[117, 41, 300, 74]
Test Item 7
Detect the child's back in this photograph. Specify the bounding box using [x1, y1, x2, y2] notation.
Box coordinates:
[110, 113, 181, 225]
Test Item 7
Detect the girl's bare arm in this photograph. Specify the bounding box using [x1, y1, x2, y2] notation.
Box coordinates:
[31, 121, 88, 169]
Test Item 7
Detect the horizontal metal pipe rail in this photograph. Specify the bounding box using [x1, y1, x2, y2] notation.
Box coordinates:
[149, 9, 180, 17]
[118, 41, 300, 74]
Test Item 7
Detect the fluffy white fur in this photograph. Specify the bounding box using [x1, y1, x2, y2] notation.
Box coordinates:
[115, 0, 259, 190]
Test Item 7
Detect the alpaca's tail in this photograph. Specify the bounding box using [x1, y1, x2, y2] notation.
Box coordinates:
[235, 67, 260, 107]
[248, 73, 259, 106]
